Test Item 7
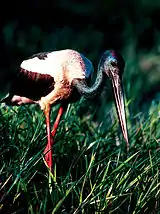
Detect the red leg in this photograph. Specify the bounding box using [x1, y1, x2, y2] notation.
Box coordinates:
[51, 105, 64, 138]
[44, 104, 65, 168]
[43, 104, 52, 170]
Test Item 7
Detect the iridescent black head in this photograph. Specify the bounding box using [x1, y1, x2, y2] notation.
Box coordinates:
[99, 50, 125, 77]
[100, 50, 129, 150]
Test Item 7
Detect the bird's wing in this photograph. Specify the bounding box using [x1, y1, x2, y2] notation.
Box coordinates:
[80, 54, 94, 79]
[26, 51, 52, 60]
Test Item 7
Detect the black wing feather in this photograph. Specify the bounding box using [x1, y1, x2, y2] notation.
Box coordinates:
[26, 51, 52, 60]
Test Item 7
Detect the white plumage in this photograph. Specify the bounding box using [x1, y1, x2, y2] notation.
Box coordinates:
[21, 49, 94, 83]
[1, 49, 129, 172]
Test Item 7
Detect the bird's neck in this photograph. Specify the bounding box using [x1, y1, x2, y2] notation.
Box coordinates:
[72, 65, 103, 98]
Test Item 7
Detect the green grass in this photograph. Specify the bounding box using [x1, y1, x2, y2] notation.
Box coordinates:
[0, 95, 160, 213]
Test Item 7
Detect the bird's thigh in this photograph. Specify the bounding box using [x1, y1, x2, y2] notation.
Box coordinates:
[44, 85, 72, 105]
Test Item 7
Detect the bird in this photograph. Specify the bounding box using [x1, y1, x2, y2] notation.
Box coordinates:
[0, 49, 129, 171]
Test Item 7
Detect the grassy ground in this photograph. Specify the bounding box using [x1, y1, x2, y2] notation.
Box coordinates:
[0, 97, 159, 213]
[0, 57, 160, 213]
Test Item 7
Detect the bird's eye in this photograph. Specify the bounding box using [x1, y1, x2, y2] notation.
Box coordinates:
[110, 61, 117, 67]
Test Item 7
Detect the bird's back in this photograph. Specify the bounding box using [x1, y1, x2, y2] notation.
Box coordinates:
[1, 49, 94, 103]
[21, 49, 93, 82]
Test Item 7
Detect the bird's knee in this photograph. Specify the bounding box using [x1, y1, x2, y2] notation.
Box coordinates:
[39, 97, 49, 111]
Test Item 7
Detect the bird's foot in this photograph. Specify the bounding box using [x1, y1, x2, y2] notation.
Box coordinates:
[10, 95, 36, 105]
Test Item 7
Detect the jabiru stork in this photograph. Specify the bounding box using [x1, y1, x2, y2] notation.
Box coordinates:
[0, 49, 129, 171]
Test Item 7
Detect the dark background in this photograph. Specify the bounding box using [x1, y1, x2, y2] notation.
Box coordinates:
[0, 0, 160, 109]
[0, 2, 160, 213]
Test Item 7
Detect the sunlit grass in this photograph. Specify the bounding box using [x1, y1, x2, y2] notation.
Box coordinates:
[0, 97, 159, 213]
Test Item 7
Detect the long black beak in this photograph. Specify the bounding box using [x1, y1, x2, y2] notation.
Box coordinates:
[110, 69, 129, 151]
